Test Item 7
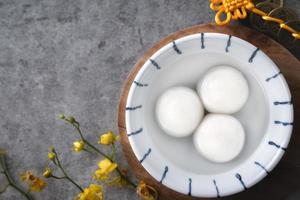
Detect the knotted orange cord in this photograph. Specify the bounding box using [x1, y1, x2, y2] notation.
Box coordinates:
[210, 0, 300, 40]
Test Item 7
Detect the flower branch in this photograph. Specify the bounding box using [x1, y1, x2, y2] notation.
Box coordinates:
[44, 147, 84, 192]
[57, 114, 158, 200]
[0, 149, 35, 200]
[59, 114, 137, 188]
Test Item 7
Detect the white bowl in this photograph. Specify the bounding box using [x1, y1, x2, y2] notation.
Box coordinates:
[125, 33, 293, 197]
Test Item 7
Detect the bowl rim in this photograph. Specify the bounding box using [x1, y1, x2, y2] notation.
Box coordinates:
[125, 32, 294, 197]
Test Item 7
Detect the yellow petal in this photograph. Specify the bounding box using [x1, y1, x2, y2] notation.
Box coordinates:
[74, 184, 103, 200]
[73, 140, 85, 152]
[99, 131, 116, 145]
[94, 159, 117, 181]
[30, 178, 46, 192]
[137, 181, 158, 200]
[94, 169, 108, 181]
[42, 168, 52, 178]
[20, 171, 46, 192]
[98, 159, 117, 173]
[98, 159, 111, 169]
[48, 152, 56, 160]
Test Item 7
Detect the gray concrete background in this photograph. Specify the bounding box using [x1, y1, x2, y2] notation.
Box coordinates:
[0, 0, 299, 200]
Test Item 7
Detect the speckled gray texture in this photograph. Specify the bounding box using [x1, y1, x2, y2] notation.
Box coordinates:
[0, 1, 299, 200]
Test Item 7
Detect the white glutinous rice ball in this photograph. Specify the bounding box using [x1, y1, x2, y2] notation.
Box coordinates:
[156, 86, 204, 137]
[198, 66, 249, 114]
[193, 114, 245, 163]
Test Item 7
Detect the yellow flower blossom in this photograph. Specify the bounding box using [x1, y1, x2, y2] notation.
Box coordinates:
[73, 140, 85, 152]
[20, 171, 46, 192]
[98, 131, 119, 145]
[48, 152, 56, 160]
[136, 181, 158, 200]
[94, 159, 117, 181]
[42, 168, 52, 178]
[74, 184, 103, 200]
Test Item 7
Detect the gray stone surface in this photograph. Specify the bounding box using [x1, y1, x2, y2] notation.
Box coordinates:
[0, 0, 299, 200]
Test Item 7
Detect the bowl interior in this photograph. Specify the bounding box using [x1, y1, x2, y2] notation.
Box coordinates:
[144, 52, 269, 174]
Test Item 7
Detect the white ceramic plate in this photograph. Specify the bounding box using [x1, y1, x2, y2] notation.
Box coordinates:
[125, 33, 293, 197]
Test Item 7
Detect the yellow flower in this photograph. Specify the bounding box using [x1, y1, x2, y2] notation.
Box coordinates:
[48, 152, 56, 160]
[42, 168, 52, 178]
[98, 131, 119, 145]
[73, 140, 85, 152]
[20, 171, 35, 182]
[20, 171, 46, 192]
[94, 159, 117, 181]
[74, 184, 103, 200]
[136, 181, 158, 200]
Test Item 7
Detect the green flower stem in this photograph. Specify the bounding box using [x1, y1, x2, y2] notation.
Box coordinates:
[83, 138, 110, 159]
[0, 156, 33, 200]
[74, 135, 136, 188]
[115, 168, 137, 188]
[109, 144, 136, 187]
[111, 143, 116, 161]
[63, 117, 111, 159]
[0, 184, 9, 194]
[76, 141, 137, 188]
[52, 149, 84, 192]
[64, 176, 84, 192]
[82, 148, 94, 155]
[74, 123, 111, 160]
[81, 141, 137, 188]
[50, 175, 65, 180]
[8, 182, 32, 200]
[62, 116, 137, 188]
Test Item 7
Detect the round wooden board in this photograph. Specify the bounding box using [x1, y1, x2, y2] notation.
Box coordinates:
[118, 24, 300, 200]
